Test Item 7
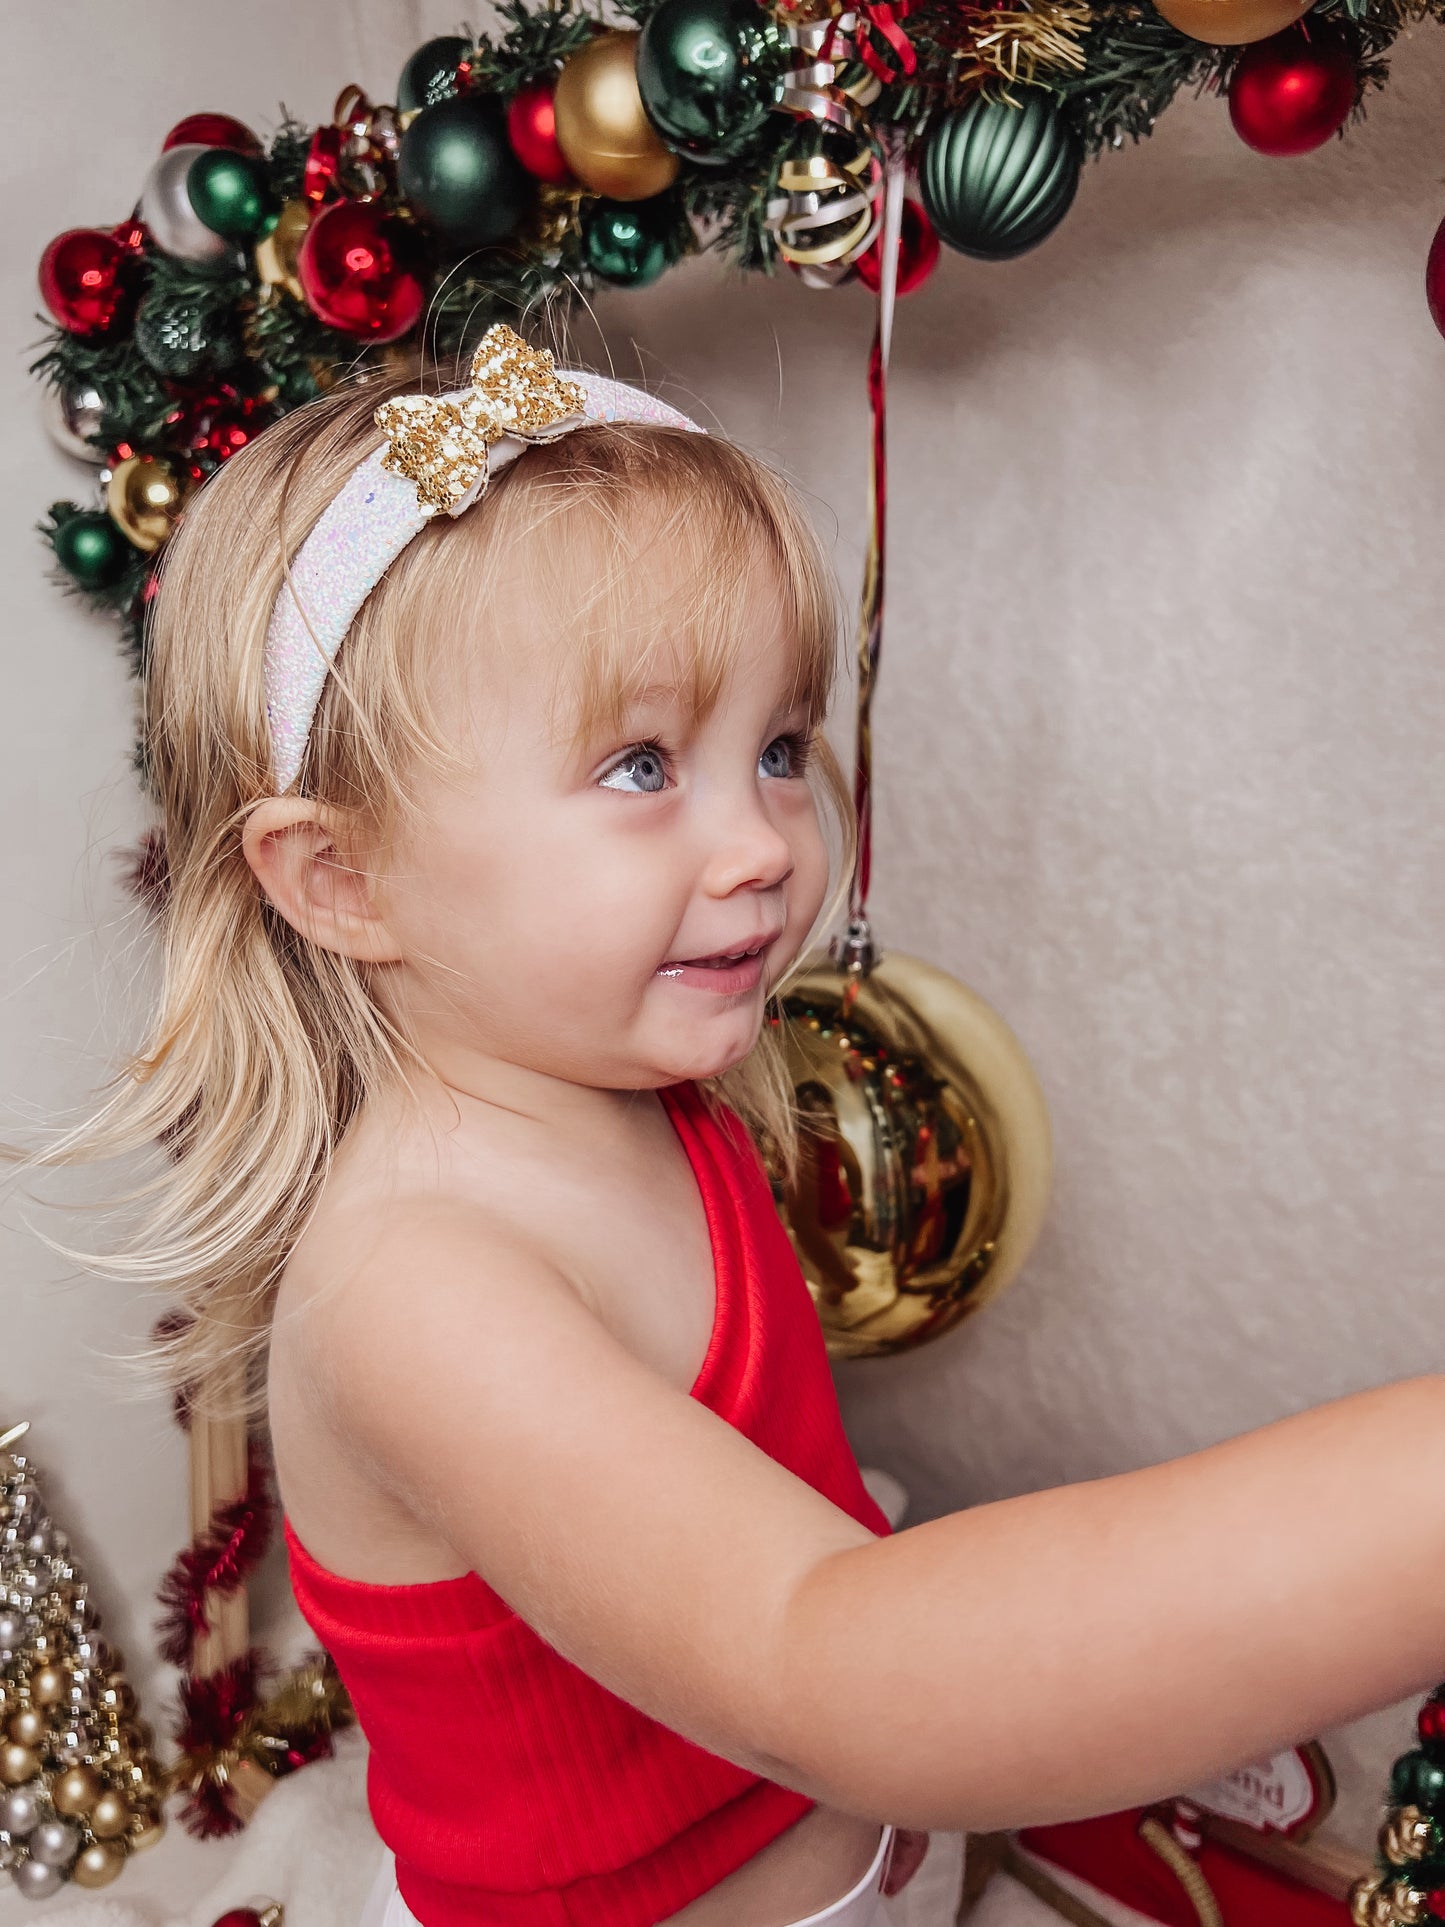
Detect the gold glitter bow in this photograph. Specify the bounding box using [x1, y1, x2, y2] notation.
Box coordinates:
[374, 323, 587, 519]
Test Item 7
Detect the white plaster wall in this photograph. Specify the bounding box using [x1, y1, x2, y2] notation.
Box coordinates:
[4, 0, 1443, 1911]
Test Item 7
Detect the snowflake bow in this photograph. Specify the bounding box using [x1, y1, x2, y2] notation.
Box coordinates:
[373, 322, 588, 519]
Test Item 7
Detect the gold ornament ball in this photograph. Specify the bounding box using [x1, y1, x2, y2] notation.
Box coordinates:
[255, 198, 311, 303]
[8, 1706, 45, 1749]
[51, 1764, 104, 1817]
[70, 1838, 128, 1890]
[1150, 0, 1310, 41]
[30, 1663, 68, 1706]
[128, 1804, 167, 1853]
[773, 951, 1052, 1360]
[0, 1740, 41, 1785]
[106, 454, 188, 555]
[87, 1788, 130, 1838]
[553, 31, 681, 201]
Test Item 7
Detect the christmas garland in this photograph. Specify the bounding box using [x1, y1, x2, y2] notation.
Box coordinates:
[148, 1308, 355, 1839]
[29, 0, 1445, 769]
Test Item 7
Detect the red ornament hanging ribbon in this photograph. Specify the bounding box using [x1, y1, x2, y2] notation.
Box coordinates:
[853, 0, 918, 82]
[844, 132, 908, 955]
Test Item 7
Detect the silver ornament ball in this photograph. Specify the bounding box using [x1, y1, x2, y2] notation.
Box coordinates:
[10, 1856, 65, 1898]
[29, 1819, 81, 1868]
[0, 1783, 42, 1835]
[140, 144, 235, 263]
[42, 379, 107, 462]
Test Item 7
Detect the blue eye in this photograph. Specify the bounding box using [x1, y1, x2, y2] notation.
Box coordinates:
[599, 744, 669, 794]
[759, 732, 810, 779]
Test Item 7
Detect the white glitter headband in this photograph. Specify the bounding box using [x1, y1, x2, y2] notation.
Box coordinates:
[263, 322, 705, 795]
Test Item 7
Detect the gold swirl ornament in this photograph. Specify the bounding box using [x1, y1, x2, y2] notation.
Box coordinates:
[766, 9, 882, 285]
[771, 951, 1052, 1359]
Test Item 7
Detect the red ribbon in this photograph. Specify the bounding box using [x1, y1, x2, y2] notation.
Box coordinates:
[856, 0, 918, 82]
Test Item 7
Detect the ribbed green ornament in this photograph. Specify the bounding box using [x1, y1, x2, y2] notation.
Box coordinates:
[918, 92, 1081, 261]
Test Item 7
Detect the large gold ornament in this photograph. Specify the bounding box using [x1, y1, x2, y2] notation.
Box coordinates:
[553, 31, 682, 201]
[106, 453, 188, 554]
[1150, 0, 1311, 43]
[772, 950, 1051, 1358]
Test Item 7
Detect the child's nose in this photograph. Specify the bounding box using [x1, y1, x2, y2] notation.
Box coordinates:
[703, 796, 796, 897]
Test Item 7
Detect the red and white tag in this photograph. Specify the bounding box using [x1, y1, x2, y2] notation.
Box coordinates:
[1183, 1741, 1336, 1841]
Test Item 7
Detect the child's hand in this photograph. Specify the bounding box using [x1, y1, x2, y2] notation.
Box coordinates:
[881, 1828, 930, 1895]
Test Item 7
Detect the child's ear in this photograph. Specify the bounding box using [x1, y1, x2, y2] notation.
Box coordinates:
[240, 798, 402, 964]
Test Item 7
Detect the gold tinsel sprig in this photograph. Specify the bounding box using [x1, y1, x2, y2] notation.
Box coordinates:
[162, 1654, 355, 1836]
[1351, 1869, 1433, 1927]
[959, 0, 1091, 90]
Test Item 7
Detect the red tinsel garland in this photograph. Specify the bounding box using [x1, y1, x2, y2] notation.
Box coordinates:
[155, 1436, 276, 1670]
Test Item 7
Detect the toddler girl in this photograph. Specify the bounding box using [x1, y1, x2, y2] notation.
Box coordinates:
[16, 325, 1445, 1927]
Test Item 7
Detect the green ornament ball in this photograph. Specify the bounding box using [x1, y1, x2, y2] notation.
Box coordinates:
[133, 289, 240, 380]
[53, 511, 134, 588]
[584, 199, 675, 286]
[636, 0, 779, 163]
[186, 147, 276, 241]
[1397, 1751, 1445, 1808]
[398, 94, 530, 250]
[398, 35, 472, 115]
[918, 92, 1081, 261]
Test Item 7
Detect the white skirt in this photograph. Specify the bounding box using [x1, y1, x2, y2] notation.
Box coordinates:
[359, 1822, 901, 1927]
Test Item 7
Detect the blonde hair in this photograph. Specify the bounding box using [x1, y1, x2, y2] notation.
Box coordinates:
[4, 353, 855, 1423]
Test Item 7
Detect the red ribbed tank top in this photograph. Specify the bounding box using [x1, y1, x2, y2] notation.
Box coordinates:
[283, 1079, 893, 1927]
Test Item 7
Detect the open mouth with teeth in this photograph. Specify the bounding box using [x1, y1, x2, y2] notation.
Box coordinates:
[655, 938, 778, 988]
[679, 943, 770, 969]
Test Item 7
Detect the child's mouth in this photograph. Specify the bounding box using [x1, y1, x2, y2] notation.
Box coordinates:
[655, 938, 776, 994]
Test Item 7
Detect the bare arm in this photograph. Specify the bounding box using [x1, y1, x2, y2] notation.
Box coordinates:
[317, 1205, 1445, 1831]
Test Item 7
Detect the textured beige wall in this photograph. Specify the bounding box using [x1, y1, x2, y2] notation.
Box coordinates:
[5, 0, 1443, 1907]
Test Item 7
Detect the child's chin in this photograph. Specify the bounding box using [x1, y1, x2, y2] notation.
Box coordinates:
[658, 1028, 759, 1086]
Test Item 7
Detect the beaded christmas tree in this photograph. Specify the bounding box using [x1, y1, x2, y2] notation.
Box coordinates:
[0, 1421, 166, 1897]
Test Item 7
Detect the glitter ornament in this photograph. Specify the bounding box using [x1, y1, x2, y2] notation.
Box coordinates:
[398, 35, 473, 114]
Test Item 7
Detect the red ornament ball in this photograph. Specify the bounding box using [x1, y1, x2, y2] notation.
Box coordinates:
[1427, 214, 1445, 342]
[855, 197, 941, 296]
[1227, 25, 1357, 157]
[38, 228, 138, 337]
[1421, 1698, 1445, 1746]
[163, 113, 263, 156]
[297, 200, 426, 341]
[506, 81, 574, 186]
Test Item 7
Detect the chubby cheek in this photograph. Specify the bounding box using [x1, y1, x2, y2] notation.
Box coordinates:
[778, 798, 832, 971]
